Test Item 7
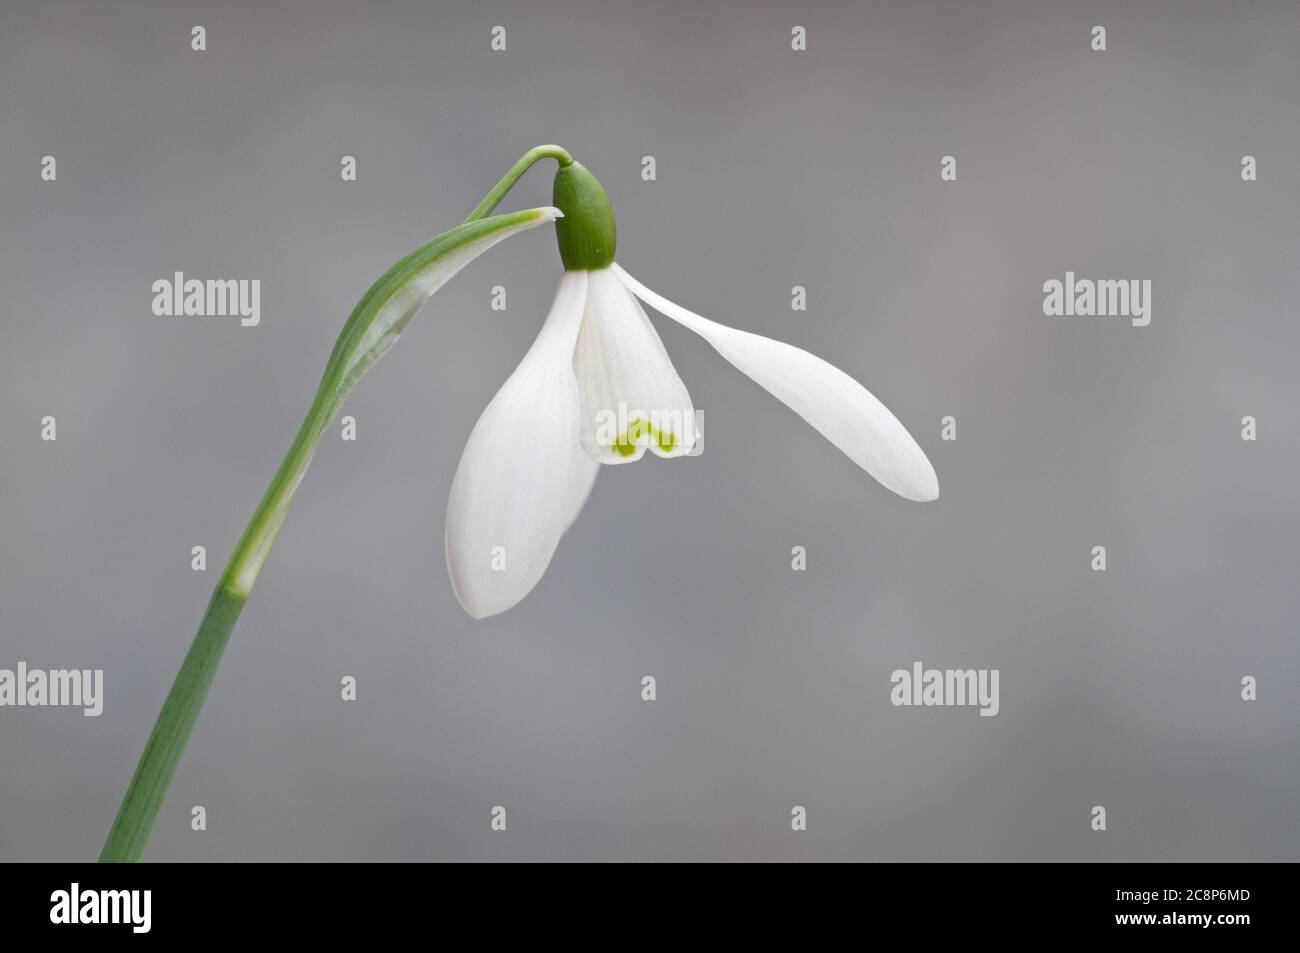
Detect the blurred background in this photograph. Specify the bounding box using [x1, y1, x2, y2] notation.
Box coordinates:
[1, 0, 1296, 861]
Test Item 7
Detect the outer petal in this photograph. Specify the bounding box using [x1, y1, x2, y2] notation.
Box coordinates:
[613, 264, 939, 502]
[445, 272, 599, 619]
[572, 268, 697, 464]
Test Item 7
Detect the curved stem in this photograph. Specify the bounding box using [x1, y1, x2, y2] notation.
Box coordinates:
[99, 151, 565, 861]
[464, 144, 571, 223]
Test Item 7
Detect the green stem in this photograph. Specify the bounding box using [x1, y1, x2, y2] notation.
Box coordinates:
[464, 144, 571, 223]
[99, 149, 569, 862]
[97, 585, 244, 863]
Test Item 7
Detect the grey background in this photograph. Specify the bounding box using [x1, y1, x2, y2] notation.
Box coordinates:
[1, 0, 1297, 861]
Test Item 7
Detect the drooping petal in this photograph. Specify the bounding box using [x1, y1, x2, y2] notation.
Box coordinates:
[572, 268, 697, 464]
[445, 272, 599, 619]
[613, 264, 939, 502]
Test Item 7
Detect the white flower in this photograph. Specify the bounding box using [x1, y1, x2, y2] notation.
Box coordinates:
[445, 162, 938, 619]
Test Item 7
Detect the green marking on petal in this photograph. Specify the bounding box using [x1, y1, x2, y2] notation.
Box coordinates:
[610, 417, 677, 457]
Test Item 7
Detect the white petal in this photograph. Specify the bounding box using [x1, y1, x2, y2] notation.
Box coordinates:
[572, 268, 697, 464]
[445, 272, 599, 619]
[613, 264, 938, 502]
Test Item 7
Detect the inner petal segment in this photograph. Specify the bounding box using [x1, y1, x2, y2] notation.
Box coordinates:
[573, 268, 697, 464]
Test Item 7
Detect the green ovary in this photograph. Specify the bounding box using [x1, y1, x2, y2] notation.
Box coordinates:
[611, 418, 677, 457]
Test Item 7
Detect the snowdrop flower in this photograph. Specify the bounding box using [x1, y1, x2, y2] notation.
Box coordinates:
[447, 160, 938, 618]
[103, 145, 937, 860]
